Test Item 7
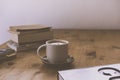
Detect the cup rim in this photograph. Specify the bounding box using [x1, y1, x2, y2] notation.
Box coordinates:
[46, 39, 69, 45]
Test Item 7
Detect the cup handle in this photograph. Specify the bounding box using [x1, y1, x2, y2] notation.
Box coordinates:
[37, 44, 47, 60]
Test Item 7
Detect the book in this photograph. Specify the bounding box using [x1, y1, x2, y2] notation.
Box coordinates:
[7, 40, 46, 52]
[8, 28, 51, 35]
[58, 63, 120, 80]
[9, 24, 51, 32]
[0, 49, 16, 63]
[10, 31, 53, 45]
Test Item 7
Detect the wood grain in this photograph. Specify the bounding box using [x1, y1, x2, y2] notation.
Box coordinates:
[1, 30, 120, 80]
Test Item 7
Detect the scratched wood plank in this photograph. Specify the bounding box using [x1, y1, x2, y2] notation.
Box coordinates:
[0, 30, 120, 80]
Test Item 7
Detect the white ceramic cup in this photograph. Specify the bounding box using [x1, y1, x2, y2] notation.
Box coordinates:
[37, 39, 69, 64]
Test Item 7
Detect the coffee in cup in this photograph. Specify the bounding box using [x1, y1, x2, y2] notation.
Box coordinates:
[37, 39, 70, 64]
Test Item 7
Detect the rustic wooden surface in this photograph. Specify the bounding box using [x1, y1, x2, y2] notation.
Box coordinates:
[1, 30, 120, 80]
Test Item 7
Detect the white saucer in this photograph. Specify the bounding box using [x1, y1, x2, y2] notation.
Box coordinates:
[41, 56, 74, 65]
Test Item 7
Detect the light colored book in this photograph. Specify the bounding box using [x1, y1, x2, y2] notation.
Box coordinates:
[58, 63, 120, 80]
[7, 40, 46, 52]
[10, 31, 53, 45]
[9, 24, 51, 32]
[8, 28, 51, 35]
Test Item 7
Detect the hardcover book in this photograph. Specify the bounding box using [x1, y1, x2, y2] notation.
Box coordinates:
[58, 63, 120, 80]
[8, 28, 51, 35]
[9, 24, 51, 32]
[0, 49, 16, 63]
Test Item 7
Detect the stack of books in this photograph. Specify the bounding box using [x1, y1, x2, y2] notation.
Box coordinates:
[7, 24, 53, 52]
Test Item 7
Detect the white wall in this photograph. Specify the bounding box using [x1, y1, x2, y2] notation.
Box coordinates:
[0, 0, 120, 44]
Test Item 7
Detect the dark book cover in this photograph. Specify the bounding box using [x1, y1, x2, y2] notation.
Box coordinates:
[0, 49, 16, 63]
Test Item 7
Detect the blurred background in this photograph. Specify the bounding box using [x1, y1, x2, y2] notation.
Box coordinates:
[0, 0, 120, 44]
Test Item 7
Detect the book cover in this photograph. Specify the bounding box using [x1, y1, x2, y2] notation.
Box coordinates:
[58, 63, 120, 80]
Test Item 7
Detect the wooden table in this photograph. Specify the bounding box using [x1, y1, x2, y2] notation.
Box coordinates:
[1, 29, 120, 80]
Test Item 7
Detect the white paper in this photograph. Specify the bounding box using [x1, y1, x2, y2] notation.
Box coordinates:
[58, 63, 120, 80]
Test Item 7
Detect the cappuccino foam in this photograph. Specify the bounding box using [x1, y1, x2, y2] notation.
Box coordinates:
[50, 42, 64, 45]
